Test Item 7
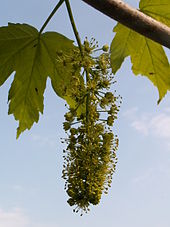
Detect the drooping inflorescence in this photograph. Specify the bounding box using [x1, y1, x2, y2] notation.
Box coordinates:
[59, 38, 121, 215]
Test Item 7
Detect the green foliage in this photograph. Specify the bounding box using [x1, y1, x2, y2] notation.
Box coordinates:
[110, 24, 170, 102]
[0, 23, 78, 137]
[110, 0, 170, 102]
[0, 0, 170, 214]
[139, 0, 170, 26]
[0, 0, 169, 136]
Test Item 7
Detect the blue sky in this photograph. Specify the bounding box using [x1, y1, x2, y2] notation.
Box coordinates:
[0, 0, 170, 226]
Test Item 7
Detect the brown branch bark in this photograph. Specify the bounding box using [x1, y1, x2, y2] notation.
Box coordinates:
[81, 0, 170, 49]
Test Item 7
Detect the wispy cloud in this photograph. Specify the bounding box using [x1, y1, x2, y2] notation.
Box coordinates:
[122, 107, 138, 120]
[30, 134, 57, 148]
[123, 107, 170, 141]
[0, 208, 29, 227]
[132, 164, 170, 187]
[131, 120, 149, 136]
[12, 185, 23, 192]
[0, 208, 59, 227]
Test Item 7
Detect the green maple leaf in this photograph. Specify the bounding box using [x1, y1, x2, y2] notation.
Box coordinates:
[0, 23, 78, 137]
[110, 0, 170, 102]
[140, 0, 170, 26]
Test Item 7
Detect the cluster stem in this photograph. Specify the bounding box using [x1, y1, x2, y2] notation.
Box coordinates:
[65, 0, 84, 57]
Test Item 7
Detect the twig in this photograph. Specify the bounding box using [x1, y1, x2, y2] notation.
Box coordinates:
[82, 0, 170, 49]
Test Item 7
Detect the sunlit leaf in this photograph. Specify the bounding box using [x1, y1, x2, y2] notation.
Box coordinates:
[110, 23, 170, 102]
[0, 23, 77, 137]
[140, 0, 170, 26]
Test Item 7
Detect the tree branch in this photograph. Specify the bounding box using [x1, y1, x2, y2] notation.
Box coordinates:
[82, 0, 170, 49]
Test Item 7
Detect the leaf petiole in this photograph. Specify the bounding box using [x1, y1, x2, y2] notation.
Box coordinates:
[39, 0, 65, 34]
